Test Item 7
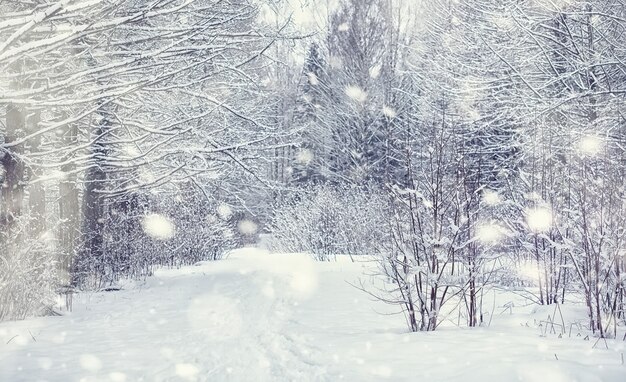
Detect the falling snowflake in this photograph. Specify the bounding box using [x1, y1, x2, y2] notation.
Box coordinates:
[590, 14, 600, 26]
[238, 219, 258, 235]
[337, 22, 349, 32]
[476, 222, 506, 244]
[260, 77, 272, 87]
[292, 7, 315, 27]
[79, 354, 102, 372]
[109, 372, 128, 382]
[290, 266, 318, 296]
[123, 145, 141, 158]
[175, 363, 199, 380]
[37, 358, 53, 371]
[142, 214, 175, 240]
[526, 207, 552, 232]
[328, 55, 343, 69]
[467, 108, 481, 122]
[369, 64, 382, 79]
[370, 365, 393, 378]
[40, 231, 56, 248]
[382, 105, 397, 118]
[345, 85, 367, 103]
[139, 168, 156, 183]
[578, 135, 602, 156]
[307, 72, 319, 86]
[217, 203, 233, 220]
[296, 148, 314, 165]
[482, 189, 501, 206]
[491, 15, 514, 30]
[205, 214, 218, 225]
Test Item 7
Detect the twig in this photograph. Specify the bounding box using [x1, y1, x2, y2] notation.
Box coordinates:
[28, 329, 36, 342]
[592, 336, 609, 349]
[487, 289, 496, 327]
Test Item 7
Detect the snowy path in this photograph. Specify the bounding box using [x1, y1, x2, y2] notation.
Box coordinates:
[0, 248, 624, 381]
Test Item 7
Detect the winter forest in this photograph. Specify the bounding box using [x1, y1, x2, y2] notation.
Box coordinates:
[1, 0, 626, 381]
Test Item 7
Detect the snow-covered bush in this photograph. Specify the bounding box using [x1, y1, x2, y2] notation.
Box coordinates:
[269, 185, 389, 261]
[0, 233, 58, 321]
[73, 186, 239, 289]
[144, 189, 239, 266]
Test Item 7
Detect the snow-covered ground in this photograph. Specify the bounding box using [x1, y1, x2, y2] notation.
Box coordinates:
[0, 248, 624, 381]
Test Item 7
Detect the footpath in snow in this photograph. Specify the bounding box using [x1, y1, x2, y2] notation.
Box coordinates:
[0, 248, 624, 381]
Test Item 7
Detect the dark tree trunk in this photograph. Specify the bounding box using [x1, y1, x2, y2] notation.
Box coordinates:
[59, 122, 80, 285]
[1, 103, 26, 236]
[76, 112, 110, 287]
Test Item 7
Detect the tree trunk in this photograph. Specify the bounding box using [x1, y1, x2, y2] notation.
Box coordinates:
[59, 122, 80, 286]
[1, 103, 26, 237]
